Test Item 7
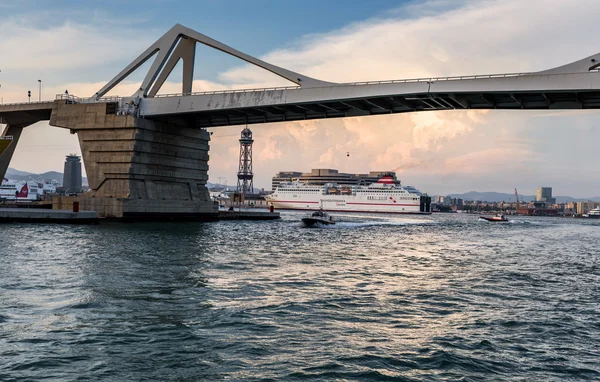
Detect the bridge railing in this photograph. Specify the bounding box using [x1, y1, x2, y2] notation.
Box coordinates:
[152, 86, 301, 98]
[55, 94, 122, 103]
[0, 100, 54, 107]
[343, 72, 526, 86]
[50, 68, 593, 103]
[148, 72, 529, 98]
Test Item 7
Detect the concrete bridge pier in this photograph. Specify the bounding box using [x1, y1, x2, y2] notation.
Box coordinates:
[0, 124, 28, 181]
[50, 102, 218, 220]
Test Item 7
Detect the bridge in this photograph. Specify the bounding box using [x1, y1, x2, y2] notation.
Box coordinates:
[1, 23, 600, 218]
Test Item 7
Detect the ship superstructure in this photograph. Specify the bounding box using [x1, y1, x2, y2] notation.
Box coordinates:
[265, 174, 431, 214]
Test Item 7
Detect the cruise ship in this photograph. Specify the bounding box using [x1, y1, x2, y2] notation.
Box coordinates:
[265, 174, 431, 214]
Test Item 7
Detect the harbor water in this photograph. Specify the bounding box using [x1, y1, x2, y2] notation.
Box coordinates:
[1, 212, 598, 381]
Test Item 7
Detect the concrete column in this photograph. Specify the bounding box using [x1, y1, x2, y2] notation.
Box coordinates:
[0, 124, 27, 181]
[50, 102, 218, 219]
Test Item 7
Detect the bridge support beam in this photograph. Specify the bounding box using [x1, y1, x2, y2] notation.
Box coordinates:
[50, 103, 217, 220]
[0, 123, 28, 182]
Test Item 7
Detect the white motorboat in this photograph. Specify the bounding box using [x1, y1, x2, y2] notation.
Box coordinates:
[301, 210, 335, 227]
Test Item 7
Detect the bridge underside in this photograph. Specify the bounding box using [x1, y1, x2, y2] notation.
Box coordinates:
[147, 90, 600, 128]
[0, 102, 55, 185]
[0, 102, 54, 124]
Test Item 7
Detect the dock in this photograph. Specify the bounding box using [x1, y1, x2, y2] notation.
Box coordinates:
[218, 210, 280, 220]
[0, 208, 98, 224]
[0, 207, 278, 223]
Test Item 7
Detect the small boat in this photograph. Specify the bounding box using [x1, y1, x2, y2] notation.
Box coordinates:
[301, 210, 335, 227]
[480, 214, 509, 222]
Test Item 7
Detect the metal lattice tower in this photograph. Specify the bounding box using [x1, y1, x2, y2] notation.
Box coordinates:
[236, 128, 254, 195]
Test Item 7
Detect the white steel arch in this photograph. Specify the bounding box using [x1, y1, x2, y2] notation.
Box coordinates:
[94, 24, 332, 100]
[82, 24, 600, 127]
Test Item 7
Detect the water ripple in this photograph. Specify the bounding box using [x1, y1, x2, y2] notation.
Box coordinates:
[0, 214, 599, 380]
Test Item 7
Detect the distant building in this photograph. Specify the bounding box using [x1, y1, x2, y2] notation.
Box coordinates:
[516, 207, 558, 216]
[577, 201, 600, 215]
[271, 171, 303, 191]
[271, 169, 395, 191]
[536, 187, 551, 200]
[564, 201, 577, 216]
[536, 187, 556, 205]
[63, 154, 82, 194]
[432, 196, 462, 207]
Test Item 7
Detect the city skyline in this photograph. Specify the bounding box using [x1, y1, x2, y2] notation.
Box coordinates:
[1, 0, 600, 197]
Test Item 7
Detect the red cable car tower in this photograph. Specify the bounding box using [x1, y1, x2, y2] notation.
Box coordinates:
[236, 127, 254, 195]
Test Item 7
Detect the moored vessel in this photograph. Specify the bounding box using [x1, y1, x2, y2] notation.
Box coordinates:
[582, 206, 600, 218]
[0, 181, 41, 201]
[265, 174, 431, 214]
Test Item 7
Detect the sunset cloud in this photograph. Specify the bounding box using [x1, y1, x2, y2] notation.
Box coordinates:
[3, 0, 600, 197]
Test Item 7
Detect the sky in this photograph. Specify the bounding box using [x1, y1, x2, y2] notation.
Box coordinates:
[1, 0, 599, 197]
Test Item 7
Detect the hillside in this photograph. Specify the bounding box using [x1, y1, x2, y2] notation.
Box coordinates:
[4, 168, 597, 202]
[5, 168, 88, 186]
[448, 191, 600, 203]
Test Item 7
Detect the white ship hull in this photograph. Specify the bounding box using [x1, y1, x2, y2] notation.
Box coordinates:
[267, 197, 426, 214]
[0, 181, 40, 201]
[266, 174, 431, 214]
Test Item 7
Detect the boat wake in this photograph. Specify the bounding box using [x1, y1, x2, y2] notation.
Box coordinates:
[310, 220, 436, 229]
[508, 219, 527, 224]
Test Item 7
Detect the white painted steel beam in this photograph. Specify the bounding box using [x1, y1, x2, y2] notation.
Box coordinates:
[85, 24, 600, 126]
[95, 24, 331, 100]
[134, 71, 600, 116]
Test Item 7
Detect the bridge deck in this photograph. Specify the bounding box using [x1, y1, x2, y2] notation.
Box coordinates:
[135, 71, 600, 127]
[0, 101, 55, 112]
[0, 101, 56, 126]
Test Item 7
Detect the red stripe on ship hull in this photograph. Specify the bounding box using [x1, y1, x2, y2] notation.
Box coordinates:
[268, 200, 320, 204]
[272, 207, 431, 215]
[346, 202, 417, 207]
[269, 200, 417, 207]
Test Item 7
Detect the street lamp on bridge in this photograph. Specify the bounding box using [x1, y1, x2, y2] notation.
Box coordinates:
[38, 79, 41, 102]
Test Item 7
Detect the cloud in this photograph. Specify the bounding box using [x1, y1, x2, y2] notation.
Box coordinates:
[259, 137, 283, 161]
[222, 0, 600, 84]
[444, 147, 543, 175]
[0, 19, 153, 75]
[0, 11, 160, 103]
[208, 0, 600, 196]
[410, 110, 484, 151]
[4, 0, 600, 197]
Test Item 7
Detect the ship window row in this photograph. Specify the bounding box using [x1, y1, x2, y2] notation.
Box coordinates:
[278, 188, 413, 195]
[357, 190, 410, 194]
[366, 196, 418, 201]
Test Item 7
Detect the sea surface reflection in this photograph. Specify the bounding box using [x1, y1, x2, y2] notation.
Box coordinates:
[1, 212, 598, 380]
